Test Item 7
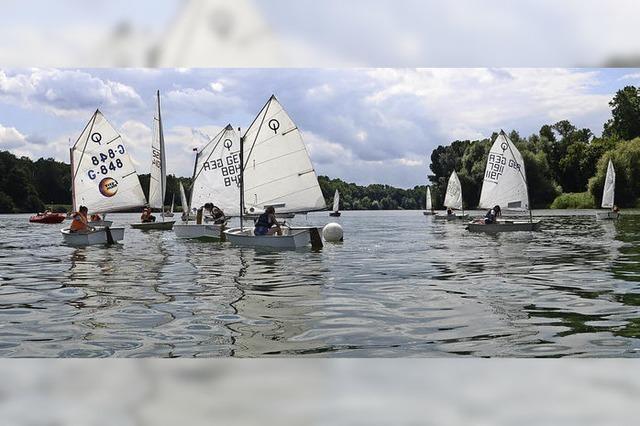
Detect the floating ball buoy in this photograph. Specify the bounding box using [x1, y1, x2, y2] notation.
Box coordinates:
[322, 222, 343, 242]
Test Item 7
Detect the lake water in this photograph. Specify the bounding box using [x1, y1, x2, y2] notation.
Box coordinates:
[1, 210, 640, 357]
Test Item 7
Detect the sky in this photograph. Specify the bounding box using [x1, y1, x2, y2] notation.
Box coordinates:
[0, 67, 639, 188]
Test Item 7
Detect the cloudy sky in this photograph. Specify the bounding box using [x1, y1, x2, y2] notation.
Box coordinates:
[0, 68, 638, 188]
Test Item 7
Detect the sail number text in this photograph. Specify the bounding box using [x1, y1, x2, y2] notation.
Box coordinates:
[485, 153, 521, 182]
[202, 152, 241, 187]
[87, 144, 126, 180]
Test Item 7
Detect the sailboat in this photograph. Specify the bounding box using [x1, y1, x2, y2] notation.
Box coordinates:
[467, 130, 541, 233]
[435, 171, 468, 220]
[178, 181, 195, 221]
[61, 110, 146, 245]
[596, 159, 619, 220]
[162, 194, 175, 218]
[131, 91, 175, 230]
[329, 189, 341, 217]
[224, 95, 326, 249]
[423, 186, 435, 215]
[174, 125, 239, 240]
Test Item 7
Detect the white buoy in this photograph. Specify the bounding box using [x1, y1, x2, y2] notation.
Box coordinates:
[322, 222, 343, 242]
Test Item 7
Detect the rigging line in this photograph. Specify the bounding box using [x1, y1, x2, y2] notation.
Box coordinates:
[248, 185, 322, 208]
[248, 147, 307, 169]
[245, 172, 316, 192]
[73, 111, 98, 182]
[244, 98, 273, 169]
[191, 128, 227, 183]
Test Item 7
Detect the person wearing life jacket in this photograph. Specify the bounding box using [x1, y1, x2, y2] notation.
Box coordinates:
[484, 205, 501, 224]
[254, 206, 282, 236]
[204, 202, 226, 224]
[70, 206, 90, 232]
[90, 213, 102, 222]
[141, 206, 156, 223]
[446, 207, 454, 217]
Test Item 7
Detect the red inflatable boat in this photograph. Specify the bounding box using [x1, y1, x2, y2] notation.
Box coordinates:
[29, 212, 67, 224]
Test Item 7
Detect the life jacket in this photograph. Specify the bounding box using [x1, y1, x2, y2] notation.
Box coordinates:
[255, 212, 271, 228]
[70, 212, 88, 231]
[485, 209, 495, 223]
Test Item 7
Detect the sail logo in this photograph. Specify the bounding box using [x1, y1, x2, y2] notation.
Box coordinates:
[98, 177, 119, 197]
[223, 139, 233, 151]
[91, 132, 102, 144]
[268, 119, 280, 134]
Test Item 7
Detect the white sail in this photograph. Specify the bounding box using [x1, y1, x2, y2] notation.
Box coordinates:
[70, 110, 146, 214]
[479, 131, 529, 210]
[179, 181, 189, 213]
[443, 171, 463, 210]
[148, 91, 167, 210]
[602, 159, 616, 208]
[426, 186, 432, 211]
[332, 189, 340, 212]
[169, 194, 175, 214]
[190, 125, 241, 215]
[242, 95, 326, 214]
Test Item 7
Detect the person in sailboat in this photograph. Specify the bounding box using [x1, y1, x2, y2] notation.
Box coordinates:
[484, 205, 501, 224]
[446, 207, 454, 217]
[90, 213, 102, 222]
[254, 206, 282, 236]
[69, 206, 92, 233]
[141, 206, 156, 223]
[203, 202, 226, 224]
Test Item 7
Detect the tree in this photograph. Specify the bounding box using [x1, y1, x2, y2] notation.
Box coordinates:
[603, 86, 640, 140]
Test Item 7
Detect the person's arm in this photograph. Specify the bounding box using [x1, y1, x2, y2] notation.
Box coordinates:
[271, 214, 281, 229]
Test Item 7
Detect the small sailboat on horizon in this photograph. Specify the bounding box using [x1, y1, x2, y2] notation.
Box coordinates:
[61, 109, 147, 245]
[131, 91, 175, 230]
[329, 189, 341, 217]
[596, 159, 619, 220]
[423, 186, 435, 215]
[467, 130, 541, 233]
[162, 193, 175, 218]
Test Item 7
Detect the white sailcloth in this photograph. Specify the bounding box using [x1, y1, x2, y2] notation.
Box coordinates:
[179, 181, 189, 213]
[169, 194, 175, 214]
[332, 189, 340, 212]
[479, 131, 529, 210]
[443, 171, 463, 210]
[242, 95, 326, 214]
[148, 91, 167, 210]
[190, 125, 241, 215]
[426, 186, 432, 211]
[70, 110, 146, 213]
[602, 159, 616, 208]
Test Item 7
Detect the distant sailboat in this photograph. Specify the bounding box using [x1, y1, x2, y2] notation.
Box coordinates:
[174, 125, 240, 240]
[61, 110, 146, 245]
[467, 130, 541, 232]
[178, 181, 195, 221]
[225, 95, 325, 249]
[131, 91, 175, 230]
[423, 186, 435, 215]
[436, 171, 468, 220]
[596, 159, 619, 220]
[162, 193, 175, 218]
[329, 189, 341, 217]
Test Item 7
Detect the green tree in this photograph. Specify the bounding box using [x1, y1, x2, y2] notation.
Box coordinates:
[603, 86, 640, 140]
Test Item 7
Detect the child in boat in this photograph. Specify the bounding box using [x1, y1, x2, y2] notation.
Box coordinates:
[70, 206, 91, 232]
[484, 205, 501, 224]
[447, 208, 454, 216]
[141, 207, 156, 223]
[90, 213, 102, 222]
[254, 206, 282, 236]
[204, 202, 226, 224]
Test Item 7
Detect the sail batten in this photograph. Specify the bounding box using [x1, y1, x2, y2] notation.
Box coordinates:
[70, 110, 146, 214]
[602, 159, 616, 208]
[241, 96, 326, 214]
[478, 132, 529, 211]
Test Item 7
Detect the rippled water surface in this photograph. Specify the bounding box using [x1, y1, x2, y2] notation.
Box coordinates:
[2, 210, 640, 357]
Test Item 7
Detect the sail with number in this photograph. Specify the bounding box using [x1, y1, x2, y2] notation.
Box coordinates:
[190, 125, 241, 215]
[426, 186, 432, 211]
[70, 110, 146, 213]
[444, 171, 463, 210]
[602, 159, 615, 208]
[148, 90, 167, 210]
[241, 95, 326, 214]
[332, 190, 340, 213]
[479, 131, 529, 210]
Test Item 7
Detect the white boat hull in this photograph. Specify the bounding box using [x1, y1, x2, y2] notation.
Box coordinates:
[174, 223, 224, 241]
[467, 220, 541, 233]
[596, 211, 619, 220]
[130, 221, 175, 230]
[435, 213, 470, 221]
[161, 212, 174, 218]
[61, 227, 125, 246]
[89, 220, 113, 228]
[224, 227, 311, 249]
[423, 211, 436, 216]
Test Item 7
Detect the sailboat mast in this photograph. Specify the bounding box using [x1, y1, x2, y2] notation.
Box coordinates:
[239, 128, 244, 231]
[69, 145, 76, 213]
[157, 90, 166, 221]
